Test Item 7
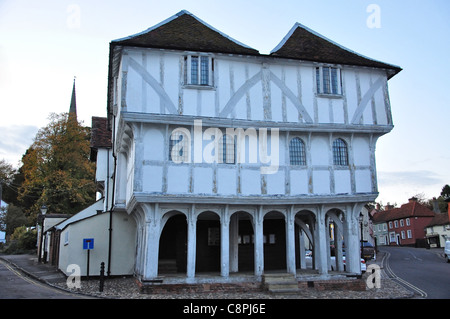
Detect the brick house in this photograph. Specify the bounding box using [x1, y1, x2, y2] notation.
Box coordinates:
[373, 197, 435, 247]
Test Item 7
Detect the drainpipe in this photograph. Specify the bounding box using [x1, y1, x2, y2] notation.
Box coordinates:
[107, 114, 117, 277]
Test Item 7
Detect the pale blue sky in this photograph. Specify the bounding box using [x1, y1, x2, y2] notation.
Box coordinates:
[0, 0, 449, 206]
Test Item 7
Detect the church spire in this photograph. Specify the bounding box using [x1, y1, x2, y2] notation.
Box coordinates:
[69, 77, 77, 118]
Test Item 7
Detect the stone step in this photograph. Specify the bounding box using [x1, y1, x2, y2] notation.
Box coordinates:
[262, 273, 299, 294]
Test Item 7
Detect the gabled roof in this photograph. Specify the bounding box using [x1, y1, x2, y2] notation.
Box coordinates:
[270, 23, 402, 78]
[372, 200, 435, 223]
[111, 10, 259, 56]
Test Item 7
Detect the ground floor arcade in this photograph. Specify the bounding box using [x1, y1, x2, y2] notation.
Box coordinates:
[129, 200, 366, 283]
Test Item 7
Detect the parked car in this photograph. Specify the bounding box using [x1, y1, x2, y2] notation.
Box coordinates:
[304, 251, 366, 273]
[361, 241, 376, 261]
[445, 240, 450, 263]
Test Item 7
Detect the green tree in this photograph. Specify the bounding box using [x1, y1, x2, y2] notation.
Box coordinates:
[18, 113, 96, 221]
[0, 204, 27, 238]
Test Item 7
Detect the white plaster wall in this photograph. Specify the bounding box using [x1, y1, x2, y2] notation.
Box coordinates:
[121, 47, 391, 126]
[143, 127, 164, 161]
[355, 170, 372, 193]
[334, 170, 351, 194]
[217, 167, 236, 195]
[241, 169, 261, 195]
[114, 48, 392, 200]
[193, 167, 213, 194]
[312, 170, 330, 194]
[310, 135, 329, 166]
[290, 169, 309, 195]
[59, 211, 136, 276]
[143, 165, 163, 192]
[353, 136, 371, 166]
[167, 165, 190, 193]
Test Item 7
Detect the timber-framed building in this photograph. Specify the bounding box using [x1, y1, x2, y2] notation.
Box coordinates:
[105, 10, 401, 284]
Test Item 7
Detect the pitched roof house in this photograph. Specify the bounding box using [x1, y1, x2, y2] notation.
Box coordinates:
[102, 10, 401, 287]
[373, 197, 435, 247]
[425, 200, 450, 247]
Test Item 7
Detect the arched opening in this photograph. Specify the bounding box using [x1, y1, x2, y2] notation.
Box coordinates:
[326, 209, 345, 272]
[229, 211, 254, 273]
[196, 211, 221, 273]
[158, 212, 187, 274]
[263, 211, 286, 271]
[294, 210, 316, 273]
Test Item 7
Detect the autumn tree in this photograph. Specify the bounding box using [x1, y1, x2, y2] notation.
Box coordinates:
[18, 113, 96, 220]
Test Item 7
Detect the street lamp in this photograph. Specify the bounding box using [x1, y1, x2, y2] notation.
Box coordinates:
[40, 205, 48, 215]
[38, 204, 48, 263]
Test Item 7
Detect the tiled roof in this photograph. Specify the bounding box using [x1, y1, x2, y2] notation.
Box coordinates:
[111, 10, 260, 56]
[90, 117, 111, 149]
[426, 213, 450, 227]
[270, 23, 402, 78]
[372, 201, 435, 223]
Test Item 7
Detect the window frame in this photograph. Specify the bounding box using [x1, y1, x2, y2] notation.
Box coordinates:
[219, 134, 236, 164]
[169, 129, 190, 163]
[315, 66, 343, 96]
[332, 138, 349, 166]
[184, 54, 214, 88]
[289, 137, 307, 166]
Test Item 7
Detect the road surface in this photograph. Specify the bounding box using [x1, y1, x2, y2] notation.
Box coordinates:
[381, 246, 450, 299]
[0, 259, 89, 299]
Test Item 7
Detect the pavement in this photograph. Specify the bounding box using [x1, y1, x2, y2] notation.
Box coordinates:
[0, 254, 67, 287]
[0, 251, 416, 299]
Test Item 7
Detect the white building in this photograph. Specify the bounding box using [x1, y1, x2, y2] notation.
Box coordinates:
[106, 11, 401, 284]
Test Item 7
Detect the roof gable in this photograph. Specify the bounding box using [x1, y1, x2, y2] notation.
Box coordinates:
[112, 10, 259, 56]
[373, 201, 435, 223]
[270, 23, 401, 77]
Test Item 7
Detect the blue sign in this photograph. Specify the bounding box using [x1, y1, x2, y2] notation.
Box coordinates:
[83, 238, 94, 250]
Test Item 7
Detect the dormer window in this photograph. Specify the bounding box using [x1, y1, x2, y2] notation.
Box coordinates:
[316, 66, 342, 95]
[184, 55, 214, 87]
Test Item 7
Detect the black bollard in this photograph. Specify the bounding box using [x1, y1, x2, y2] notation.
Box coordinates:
[99, 262, 105, 292]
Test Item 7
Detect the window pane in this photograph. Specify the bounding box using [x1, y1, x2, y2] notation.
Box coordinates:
[331, 68, 338, 94]
[332, 138, 348, 166]
[191, 56, 198, 84]
[316, 67, 321, 93]
[289, 137, 306, 165]
[220, 134, 235, 164]
[169, 131, 187, 162]
[200, 56, 209, 85]
[322, 67, 330, 94]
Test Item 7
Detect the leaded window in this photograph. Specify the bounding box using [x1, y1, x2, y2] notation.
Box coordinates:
[289, 137, 306, 165]
[169, 130, 189, 163]
[332, 138, 348, 166]
[316, 66, 342, 95]
[219, 134, 236, 164]
[184, 55, 214, 87]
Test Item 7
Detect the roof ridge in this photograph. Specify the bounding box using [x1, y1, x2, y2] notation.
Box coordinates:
[112, 10, 258, 53]
[270, 22, 401, 76]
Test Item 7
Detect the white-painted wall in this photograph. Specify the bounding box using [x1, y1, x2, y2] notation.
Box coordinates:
[58, 210, 136, 276]
[112, 47, 391, 207]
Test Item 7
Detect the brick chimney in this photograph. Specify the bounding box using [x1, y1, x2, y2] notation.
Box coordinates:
[408, 197, 418, 203]
[385, 202, 395, 210]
